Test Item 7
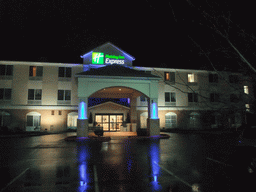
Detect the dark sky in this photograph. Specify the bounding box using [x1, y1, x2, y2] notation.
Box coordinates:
[1, 0, 256, 72]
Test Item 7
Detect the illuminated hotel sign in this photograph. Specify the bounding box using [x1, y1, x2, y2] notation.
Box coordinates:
[92, 52, 125, 65]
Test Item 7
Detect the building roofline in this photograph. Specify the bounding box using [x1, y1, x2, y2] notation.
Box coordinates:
[0, 60, 83, 67]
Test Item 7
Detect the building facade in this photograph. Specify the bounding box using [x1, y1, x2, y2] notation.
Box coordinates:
[0, 42, 254, 135]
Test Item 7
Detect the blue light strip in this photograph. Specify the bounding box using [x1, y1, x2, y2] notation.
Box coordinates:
[79, 101, 87, 119]
[80, 51, 93, 58]
[151, 102, 158, 119]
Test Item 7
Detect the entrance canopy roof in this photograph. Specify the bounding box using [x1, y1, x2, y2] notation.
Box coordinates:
[76, 64, 160, 79]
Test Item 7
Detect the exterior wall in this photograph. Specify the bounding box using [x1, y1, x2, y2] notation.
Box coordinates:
[12, 65, 29, 105]
[0, 61, 254, 132]
[2, 109, 77, 132]
[42, 66, 58, 105]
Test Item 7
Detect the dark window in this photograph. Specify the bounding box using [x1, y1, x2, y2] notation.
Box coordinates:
[4, 89, 11, 100]
[0, 89, 4, 100]
[28, 89, 34, 100]
[51, 110, 54, 115]
[65, 90, 71, 100]
[0, 65, 5, 76]
[28, 89, 42, 100]
[165, 92, 170, 102]
[27, 115, 33, 126]
[209, 74, 218, 83]
[66, 67, 72, 77]
[210, 93, 220, 102]
[140, 95, 146, 102]
[0, 88, 12, 100]
[59, 111, 62, 115]
[58, 67, 65, 77]
[188, 93, 198, 102]
[58, 90, 64, 100]
[165, 92, 176, 102]
[230, 94, 239, 103]
[59, 67, 72, 78]
[0, 65, 13, 76]
[58, 90, 71, 100]
[229, 75, 239, 84]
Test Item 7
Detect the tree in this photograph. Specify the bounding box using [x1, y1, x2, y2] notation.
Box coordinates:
[164, 1, 256, 127]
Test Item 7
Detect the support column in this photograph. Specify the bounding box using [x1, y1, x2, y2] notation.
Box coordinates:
[147, 98, 160, 136]
[130, 96, 137, 132]
[77, 97, 89, 137]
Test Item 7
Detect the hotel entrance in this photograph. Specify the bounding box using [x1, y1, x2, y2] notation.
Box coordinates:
[95, 114, 123, 132]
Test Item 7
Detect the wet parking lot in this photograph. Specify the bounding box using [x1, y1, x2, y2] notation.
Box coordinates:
[0, 132, 256, 191]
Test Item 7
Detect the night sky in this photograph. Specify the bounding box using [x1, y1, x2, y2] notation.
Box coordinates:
[1, 0, 256, 72]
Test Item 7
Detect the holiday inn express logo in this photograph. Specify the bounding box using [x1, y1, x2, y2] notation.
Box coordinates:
[92, 52, 104, 64]
[92, 52, 125, 65]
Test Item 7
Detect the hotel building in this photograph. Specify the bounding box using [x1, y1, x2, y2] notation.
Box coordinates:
[0, 42, 254, 136]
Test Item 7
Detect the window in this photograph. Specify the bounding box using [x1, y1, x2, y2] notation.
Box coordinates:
[29, 66, 43, 77]
[165, 92, 176, 102]
[140, 95, 146, 102]
[26, 112, 41, 131]
[245, 104, 250, 112]
[229, 75, 239, 84]
[0, 65, 13, 76]
[58, 90, 71, 101]
[244, 86, 249, 94]
[51, 110, 54, 115]
[164, 72, 175, 82]
[210, 93, 220, 102]
[58, 67, 72, 78]
[188, 93, 198, 102]
[188, 73, 195, 82]
[0, 88, 12, 100]
[59, 111, 62, 115]
[230, 94, 239, 103]
[189, 112, 200, 128]
[165, 112, 177, 128]
[209, 74, 218, 83]
[28, 89, 42, 100]
[0, 111, 11, 127]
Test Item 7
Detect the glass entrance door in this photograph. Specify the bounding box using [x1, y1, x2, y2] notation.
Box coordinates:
[95, 114, 123, 132]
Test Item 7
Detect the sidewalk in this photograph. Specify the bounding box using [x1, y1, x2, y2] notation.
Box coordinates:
[160, 128, 241, 135]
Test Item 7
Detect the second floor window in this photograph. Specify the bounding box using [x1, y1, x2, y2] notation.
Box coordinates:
[188, 93, 198, 102]
[164, 72, 175, 82]
[209, 74, 218, 83]
[0, 88, 12, 100]
[244, 86, 249, 94]
[188, 73, 195, 83]
[28, 89, 42, 100]
[165, 92, 176, 102]
[58, 90, 71, 101]
[210, 93, 220, 102]
[59, 67, 72, 78]
[29, 66, 43, 77]
[0, 65, 13, 76]
[230, 94, 239, 103]
[229, 75, 239, 84]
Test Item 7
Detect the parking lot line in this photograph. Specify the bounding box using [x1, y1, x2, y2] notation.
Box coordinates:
[153, 161, 192, 188]
[206, 157, 233, 167]
[93, 165, 99, 192]
[0, 168, 29, 192]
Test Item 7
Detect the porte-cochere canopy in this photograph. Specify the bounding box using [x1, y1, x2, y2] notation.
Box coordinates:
[75, 64, 161, 137]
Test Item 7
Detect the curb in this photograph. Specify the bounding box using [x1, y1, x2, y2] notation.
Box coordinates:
[64, 134, 170, 141]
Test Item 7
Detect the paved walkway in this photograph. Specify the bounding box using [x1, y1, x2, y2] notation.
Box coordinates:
[88, 131, 137, 137]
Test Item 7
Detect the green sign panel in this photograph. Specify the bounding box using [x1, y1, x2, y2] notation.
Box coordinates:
[92, 52, 125, 65]
[92, 52, 104, 64]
